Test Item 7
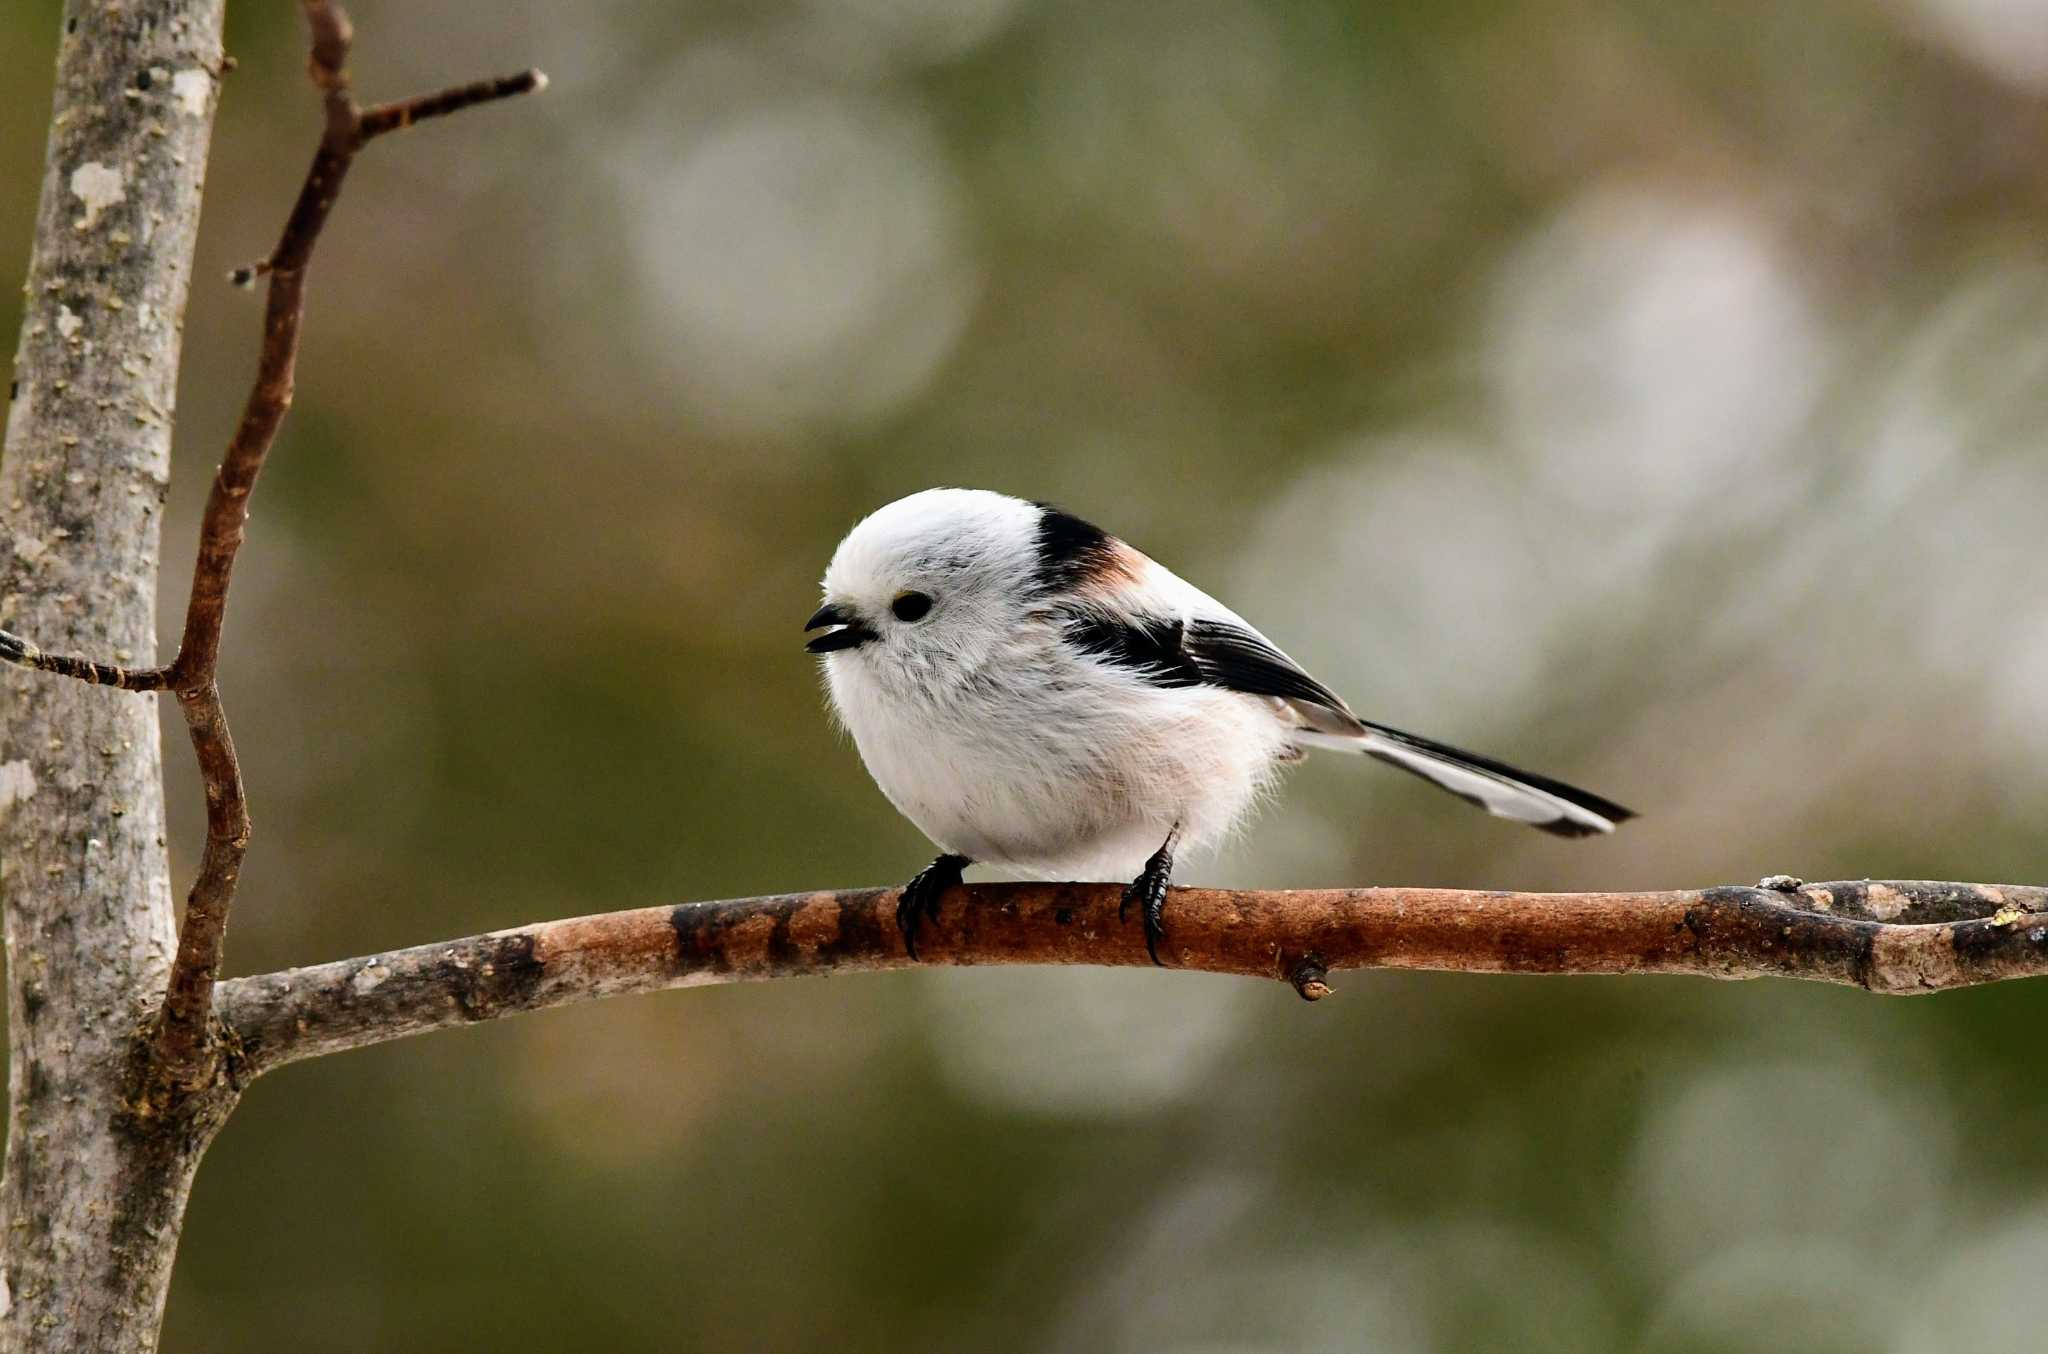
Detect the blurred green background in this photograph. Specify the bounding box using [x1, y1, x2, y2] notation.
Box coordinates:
[7, 0, 2048, 1349]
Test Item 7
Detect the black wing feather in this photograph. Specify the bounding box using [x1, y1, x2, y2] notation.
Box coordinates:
[1060, 611, 1350, 714]
[1179, 619, 1350, 712]
[1061, 612, 1203, 687]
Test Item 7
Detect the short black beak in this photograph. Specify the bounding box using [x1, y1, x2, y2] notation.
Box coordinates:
[804, 602, 877, 654]
[805, 603, 850, 632]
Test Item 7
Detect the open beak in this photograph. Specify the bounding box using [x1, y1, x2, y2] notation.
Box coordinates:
[804, 602, 877, 654]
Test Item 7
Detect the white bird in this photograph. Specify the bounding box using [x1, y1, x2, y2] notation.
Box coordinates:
[806, 487, 1634, 962]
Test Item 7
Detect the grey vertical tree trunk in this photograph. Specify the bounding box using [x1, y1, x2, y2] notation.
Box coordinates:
[1, 3, 226, 1349]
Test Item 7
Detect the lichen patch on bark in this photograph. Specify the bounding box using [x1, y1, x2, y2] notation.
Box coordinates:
[0, 761, 36, 812]
[172, 69, 211, 118]
[68, 161, 127, 229]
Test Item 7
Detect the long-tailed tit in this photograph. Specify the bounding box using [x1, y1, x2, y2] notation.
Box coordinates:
[807, 488, 1634, 963]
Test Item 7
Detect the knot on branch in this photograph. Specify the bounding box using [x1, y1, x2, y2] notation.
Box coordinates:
[1289, 954, 1333, 1002]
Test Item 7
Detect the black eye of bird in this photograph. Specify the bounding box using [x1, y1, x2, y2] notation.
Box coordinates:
[891, 591, 933, 623]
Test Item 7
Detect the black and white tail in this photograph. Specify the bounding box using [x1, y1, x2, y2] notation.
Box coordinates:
[1297, 720, 1635, 838]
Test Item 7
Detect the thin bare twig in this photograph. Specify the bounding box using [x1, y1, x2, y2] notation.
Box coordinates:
[0, 630, 169, 689]
[0, 0, 543, 1095]
[217, 879, 2048, 1075]
[359, 70, 548, 140]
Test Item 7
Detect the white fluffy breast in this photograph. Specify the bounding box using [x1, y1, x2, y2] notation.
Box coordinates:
[824, 617, 1295, 879]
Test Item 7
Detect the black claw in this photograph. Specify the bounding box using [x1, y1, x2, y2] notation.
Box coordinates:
[1143, 887, 1168, 967]
[897, 854, 968, 961]
[1121, 834, 1177, 967]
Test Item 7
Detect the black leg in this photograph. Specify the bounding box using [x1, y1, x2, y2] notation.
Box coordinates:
[897, 854, 969, 961]
[1121, 828, 1179, 967]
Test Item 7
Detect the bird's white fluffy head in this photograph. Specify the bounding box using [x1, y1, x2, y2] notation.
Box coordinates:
[816, 488, 1045, 674]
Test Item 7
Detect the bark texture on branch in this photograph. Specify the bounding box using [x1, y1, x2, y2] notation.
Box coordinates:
[217, 879, 2048, 1075]
[0, 3, 228, 1349]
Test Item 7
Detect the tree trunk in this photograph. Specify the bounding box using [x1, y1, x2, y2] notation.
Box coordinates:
[1, 3, 227, 1350]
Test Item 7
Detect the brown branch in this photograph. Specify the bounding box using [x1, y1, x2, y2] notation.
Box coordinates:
[359, 70, 548, 140]
[0, 0, 544, 1096]
[0, 630, 170, 689]
[216, 878, 2048, 1076]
